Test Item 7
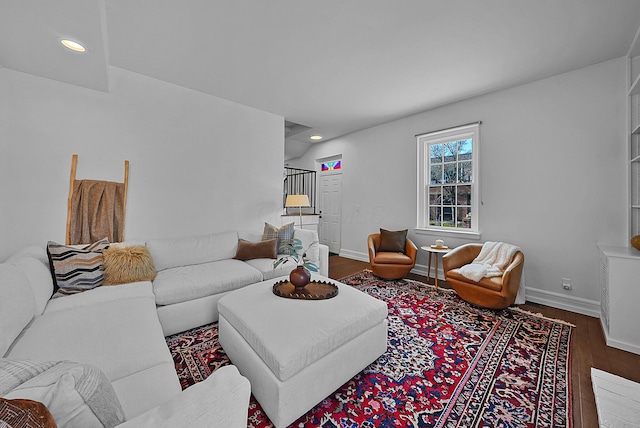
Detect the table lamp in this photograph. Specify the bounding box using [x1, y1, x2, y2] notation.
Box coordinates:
[285, 194, 310, 229]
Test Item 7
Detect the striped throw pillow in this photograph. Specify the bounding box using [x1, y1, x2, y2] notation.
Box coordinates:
[262, 222, 295, 255]
[46, 238, 110, 296]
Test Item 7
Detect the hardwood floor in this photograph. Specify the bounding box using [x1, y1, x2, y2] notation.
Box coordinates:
[327, 254, 640, 428]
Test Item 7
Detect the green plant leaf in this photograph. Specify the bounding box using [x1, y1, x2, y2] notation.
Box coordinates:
[275, 238, 319, 272]
[273, 257, 294, 269]
[303, 261, 319, 272]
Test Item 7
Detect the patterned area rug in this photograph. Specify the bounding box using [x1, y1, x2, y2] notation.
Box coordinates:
[166, 270, 573, 427]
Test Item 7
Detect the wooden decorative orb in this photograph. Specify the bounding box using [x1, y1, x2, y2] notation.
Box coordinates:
[631, 235, 640, 250]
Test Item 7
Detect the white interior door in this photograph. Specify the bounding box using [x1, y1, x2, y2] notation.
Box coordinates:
[319, 173, 342, 254]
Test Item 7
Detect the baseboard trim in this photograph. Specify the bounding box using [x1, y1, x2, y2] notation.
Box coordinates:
[337, 251, 601, 318]
[338, 249, 368, 262]
[509, 287, 600, 318]
[600, 318, 640, 354]
[411, 263, 445, 280]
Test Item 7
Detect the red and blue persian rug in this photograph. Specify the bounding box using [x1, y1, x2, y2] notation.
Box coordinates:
[166, 270, 573, 427]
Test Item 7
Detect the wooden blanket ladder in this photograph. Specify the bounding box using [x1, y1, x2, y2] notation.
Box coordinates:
[65, 154, 130, 245]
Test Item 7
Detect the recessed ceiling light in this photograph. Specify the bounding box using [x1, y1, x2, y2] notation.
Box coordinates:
[310, 135, 323, 141]
[60, 39, 86, 52]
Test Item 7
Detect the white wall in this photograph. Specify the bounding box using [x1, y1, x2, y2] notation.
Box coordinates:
[290, 58, 627, 312]
[0, 67, 284, 261]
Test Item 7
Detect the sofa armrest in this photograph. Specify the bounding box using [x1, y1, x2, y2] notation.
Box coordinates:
[115, 366, 250, 428]
[318, 243, 329, 277]
[291, 229, 328, 277]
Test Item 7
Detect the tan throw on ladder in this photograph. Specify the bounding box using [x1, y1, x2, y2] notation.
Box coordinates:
[66, 154, 129, 245]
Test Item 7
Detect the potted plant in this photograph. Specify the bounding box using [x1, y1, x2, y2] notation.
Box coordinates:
[273, 238, 319, 288]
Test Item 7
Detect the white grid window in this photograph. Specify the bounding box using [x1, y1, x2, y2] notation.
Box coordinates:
[417, 123, 480, 234]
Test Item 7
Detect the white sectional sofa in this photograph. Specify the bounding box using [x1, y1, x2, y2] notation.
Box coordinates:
[0, 245, 250, 427]
[0, 227, 328, 427]
[148, 228, 328, 336]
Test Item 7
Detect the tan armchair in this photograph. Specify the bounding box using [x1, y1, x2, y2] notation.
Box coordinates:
[368, 233, 418, 279]
[442, 243, 524, 309]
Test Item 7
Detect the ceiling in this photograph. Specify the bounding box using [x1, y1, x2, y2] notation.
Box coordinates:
[2, 1, 640, 160]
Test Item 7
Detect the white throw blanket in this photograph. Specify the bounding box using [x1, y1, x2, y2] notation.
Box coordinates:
[459, 241, 520, 282]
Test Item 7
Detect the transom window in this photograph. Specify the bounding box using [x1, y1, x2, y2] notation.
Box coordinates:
[321, 161, 341, 171]
[417, 123, 480, 234]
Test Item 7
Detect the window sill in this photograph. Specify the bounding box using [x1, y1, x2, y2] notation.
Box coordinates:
[414, 228, 481, 240]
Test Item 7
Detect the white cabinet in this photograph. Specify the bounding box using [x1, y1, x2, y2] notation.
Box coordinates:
[627, 25, 640, 237]
[598, 244, 640, 355]
[597, 23, 640, 356]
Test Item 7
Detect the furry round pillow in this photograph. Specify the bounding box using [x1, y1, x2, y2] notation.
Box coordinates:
[102, 245, 157, 285]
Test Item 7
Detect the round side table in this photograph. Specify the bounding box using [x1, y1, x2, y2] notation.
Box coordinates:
[420, 246, 451, 288]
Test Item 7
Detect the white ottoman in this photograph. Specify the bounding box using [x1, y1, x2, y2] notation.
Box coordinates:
[218, 275, 388, 428]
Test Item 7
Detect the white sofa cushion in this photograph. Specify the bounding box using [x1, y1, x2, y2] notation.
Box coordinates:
[6, 245, 51, 267]
[5, 293, 167, 380]
[43, 281, 153, 314]
[4, 289, 180, 418]
[146, 231, 238, 272]
[110, 363, 181, 420]
[7, 246, 54, 315]
[153, 259, 262, 306]
[116, 366, 250, 428]
[244, 258, 295, 280]
[1, 359, 125, 428]
[0, 264, 36, 357]
[218, 277, 388, 382]
[237, 231, 263, 243]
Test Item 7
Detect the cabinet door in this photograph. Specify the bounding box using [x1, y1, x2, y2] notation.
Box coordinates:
[606, 255, 640, 354]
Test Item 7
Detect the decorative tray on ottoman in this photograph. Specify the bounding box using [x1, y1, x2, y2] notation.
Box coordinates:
[272, 279, 339, 300]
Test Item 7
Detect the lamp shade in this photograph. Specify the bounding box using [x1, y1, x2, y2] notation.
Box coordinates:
[285, 194, 310, 207]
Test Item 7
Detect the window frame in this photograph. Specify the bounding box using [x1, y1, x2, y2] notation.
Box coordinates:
[416, 123, 480, 237]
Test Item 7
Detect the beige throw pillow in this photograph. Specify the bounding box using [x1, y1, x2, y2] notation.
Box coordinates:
[102, 245, 157, 285]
